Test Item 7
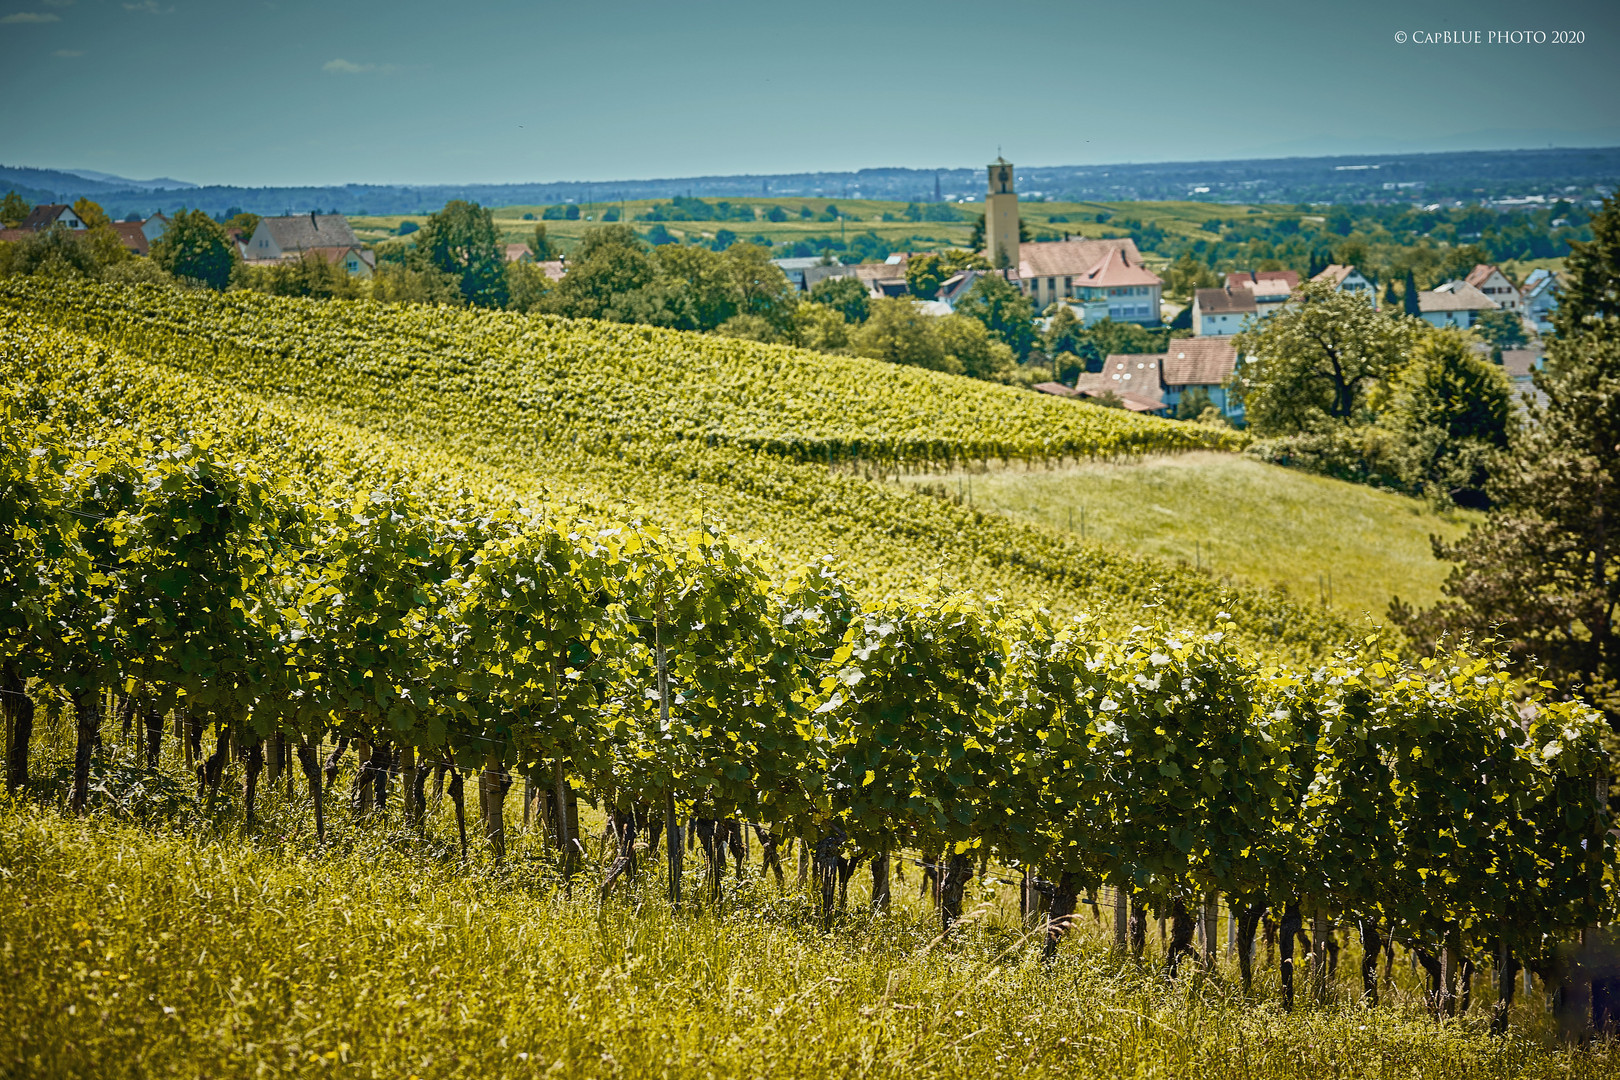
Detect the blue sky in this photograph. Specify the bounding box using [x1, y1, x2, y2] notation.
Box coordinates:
[2, 0, 1617, 186]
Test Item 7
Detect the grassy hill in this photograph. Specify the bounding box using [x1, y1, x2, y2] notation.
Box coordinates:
[4, 279, 1361, 664]
[913, 452, 1476, 621]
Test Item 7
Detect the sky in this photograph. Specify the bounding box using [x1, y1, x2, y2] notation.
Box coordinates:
[2, 0, 1618, 187]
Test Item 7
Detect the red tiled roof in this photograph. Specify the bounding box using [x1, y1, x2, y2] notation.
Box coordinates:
[1160, 336, 1238, 386]
[1194, 286, 1257, 315]
[111, 221, 149, 256]
[1073, 247, 1161, 288]
[1225, 269, 1299, 291]
[18, 204, 73, 230]
[1311, 264, 1366, 288]
[1018, 237, 1146, 280]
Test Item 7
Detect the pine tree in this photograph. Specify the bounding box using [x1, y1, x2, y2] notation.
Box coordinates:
[1394, 194, 1620, 721]
[1403, 268, 1421, 317]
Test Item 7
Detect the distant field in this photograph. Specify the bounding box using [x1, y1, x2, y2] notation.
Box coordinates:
[348, 196, 1295, 257]
[911, 452, 1477, 621]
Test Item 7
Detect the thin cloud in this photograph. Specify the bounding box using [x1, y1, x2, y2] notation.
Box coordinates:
[53, 48, 83, 57]
[323, 58, 397, 75]
[0, 12, 61, 22]
[122, 1, 174, 12]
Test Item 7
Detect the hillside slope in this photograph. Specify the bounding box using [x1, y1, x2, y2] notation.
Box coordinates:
[914, 453, 1473, 620]
[2, 281, 1356, 662]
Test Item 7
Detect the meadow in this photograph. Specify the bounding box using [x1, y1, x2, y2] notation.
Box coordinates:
[910, 452, 1479, 620]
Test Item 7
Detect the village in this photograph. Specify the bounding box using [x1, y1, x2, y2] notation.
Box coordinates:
[0, 156, 1568, 431]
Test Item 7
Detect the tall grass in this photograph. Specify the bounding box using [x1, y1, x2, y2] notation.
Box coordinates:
[1, 723, 1613, 1080]
[913, 452, 1477, 620]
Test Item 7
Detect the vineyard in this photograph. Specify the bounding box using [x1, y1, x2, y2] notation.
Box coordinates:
[2, 290, 1618, 1073]
[0, 279, 1348, 662]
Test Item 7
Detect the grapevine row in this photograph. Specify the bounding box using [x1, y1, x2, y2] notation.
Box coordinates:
[1, 322, 1610, 1030]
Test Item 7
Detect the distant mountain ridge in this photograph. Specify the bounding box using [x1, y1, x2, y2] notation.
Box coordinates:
[3, 146, 1616, 219]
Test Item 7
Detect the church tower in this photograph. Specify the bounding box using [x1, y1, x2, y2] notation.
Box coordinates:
[985, 157, 1019, 270]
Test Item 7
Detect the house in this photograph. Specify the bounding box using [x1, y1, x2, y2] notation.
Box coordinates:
[1017, 238, 1160, 324]
[935, 268, 1019, 310]
[1464, 264, 1522, 314]
[1191, 286, 1257, 336]
[1036, 376, 1165, 414]
[18, 204, 86, 231]
[504, 243, 532, 263]
[1159, 336, 1243, 420]
[1225, 269, 1296, 314]
[1418, 281, 1498, 328]
[305, 246, 377, 278]
[110, 221, 150, 256]
[244, 212, 362, 266]
[1501, 347, 1547, 411]
[771, 256, 824, 291]
[140, 213, 169, 245]
[537, 259, 567, 282]
[1036, 335, 1243, 420]
[803, 258, 909, 299]
[1063, 354, 1168, 413]
[1522, 268, 1558, 332]
[1311, 264, 1377, 305]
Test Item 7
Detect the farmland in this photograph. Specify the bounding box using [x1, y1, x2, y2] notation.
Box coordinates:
[349, 197, 1280, 261]
[2, 282, 1615, 1076]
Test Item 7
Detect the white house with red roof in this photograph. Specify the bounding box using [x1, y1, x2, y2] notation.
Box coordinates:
[1463, 264, 1522, 314]
[1310, 264, 1377, 305]
[1015, 237, 1160, 325]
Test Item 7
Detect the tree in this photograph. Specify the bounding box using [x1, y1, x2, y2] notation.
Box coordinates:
[1233, 278, 1424, 435]
[1393, 323, 1620, 720]
[1475, 308, 1528, 359]
[70, 199, 111, 230]
[370, 263, 463, 306]
[1382, 329, 1513, 507]
[808, 275, 869, 324]
[1044, 303, 1085, 358]
[792, 301, 851, 352]
[527, 224, 558, 262]
[223, 211, 261, 238]
[542, 225, 657, 322]
[724, 243, 795, 336]
[936, 314, 1016, 381]
[415, 200, 508, 308]
[851, 297, 953, 373]
[1403, 269, 1422, 317]
[967, 215, 984, 253]
[150, 209, 235, 291]
[655, 244, 737, 331]
[905, 253, 945, 300]
[0, 191, 28, 228]
[955, 273, 1034, 357]
[505, 260, 552, 313]
[1554, 192, 1620, 332]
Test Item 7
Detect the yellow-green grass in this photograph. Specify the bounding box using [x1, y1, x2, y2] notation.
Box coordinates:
[2, 722, 1611, 1080]
[347, 197, 1302, 255]
[911, 452, 1478, 621]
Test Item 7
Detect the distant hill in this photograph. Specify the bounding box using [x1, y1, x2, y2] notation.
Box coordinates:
[3, 146, 1616, 219]
[58, 169, 197, 191]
